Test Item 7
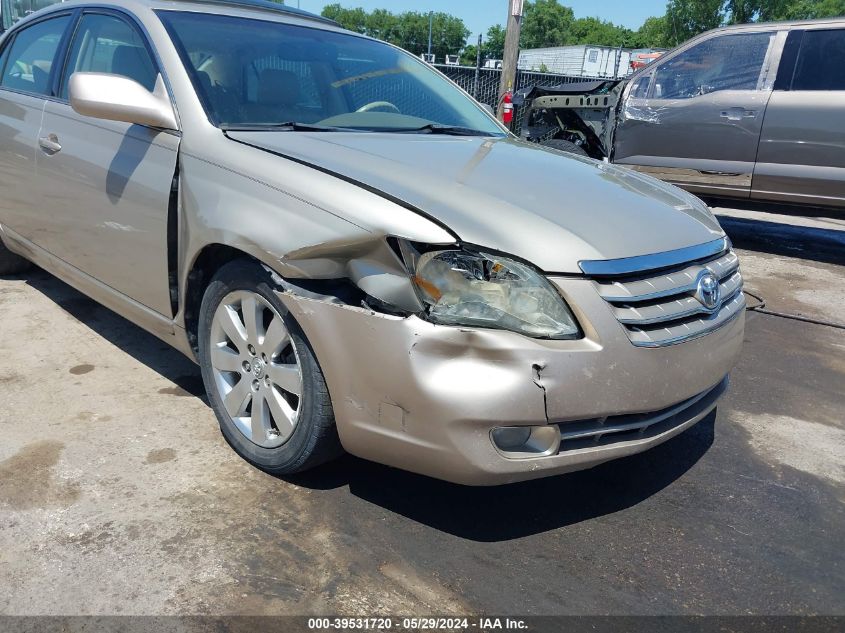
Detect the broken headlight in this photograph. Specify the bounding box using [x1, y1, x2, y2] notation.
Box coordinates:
[411, 249, 579, 339]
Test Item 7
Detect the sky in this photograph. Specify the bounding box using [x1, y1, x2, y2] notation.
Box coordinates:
[291, 1, 669, 38]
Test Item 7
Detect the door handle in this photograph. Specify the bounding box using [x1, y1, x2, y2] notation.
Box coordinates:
[720, 108, 757, 121]
[38, 134, 61, 155]
[699, 170, 743, 176]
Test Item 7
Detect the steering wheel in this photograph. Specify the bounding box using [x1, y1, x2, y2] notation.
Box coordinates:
[356, 101, 401, 114]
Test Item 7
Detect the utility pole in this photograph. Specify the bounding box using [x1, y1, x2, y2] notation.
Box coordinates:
[497, 0, 523, 121]
[427, 11, 433, 58]
[473, 33, 482, 98]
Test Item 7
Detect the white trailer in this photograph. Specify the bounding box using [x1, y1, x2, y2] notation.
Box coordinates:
[518, 45, 633, 78]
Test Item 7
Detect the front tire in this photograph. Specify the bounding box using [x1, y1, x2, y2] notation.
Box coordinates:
[198, 260, 343, 474]
[0, 241, 31, 275]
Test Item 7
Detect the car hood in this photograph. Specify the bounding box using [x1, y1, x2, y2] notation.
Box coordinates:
[226, 132, 724, 273]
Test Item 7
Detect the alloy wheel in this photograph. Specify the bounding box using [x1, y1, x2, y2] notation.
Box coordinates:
[209, 291, 302, 448]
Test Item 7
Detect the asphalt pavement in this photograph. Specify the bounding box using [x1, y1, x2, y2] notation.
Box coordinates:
[0, 203, 842, 617]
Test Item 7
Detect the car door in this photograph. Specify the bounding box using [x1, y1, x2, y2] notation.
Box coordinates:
[613, 29, 782, 198]
[36, 9, 179, 317]
[752, 27, 845, 207]
[0, 12, 72, 242]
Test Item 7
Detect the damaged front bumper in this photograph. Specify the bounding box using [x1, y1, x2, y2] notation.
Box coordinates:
[275, 276, 744, 486]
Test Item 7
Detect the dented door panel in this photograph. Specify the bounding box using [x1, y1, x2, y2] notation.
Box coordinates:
[613, 30, 783, 197]
[615, 89, 773, 197]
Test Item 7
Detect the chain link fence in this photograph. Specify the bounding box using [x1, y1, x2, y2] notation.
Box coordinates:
[432, 64, 605, 134]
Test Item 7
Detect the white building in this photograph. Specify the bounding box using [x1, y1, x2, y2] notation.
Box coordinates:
[518, 45, 634, 79]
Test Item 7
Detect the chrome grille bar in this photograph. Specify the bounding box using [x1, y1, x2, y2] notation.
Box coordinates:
[588, 246, 745, 347]
[613, 270, 743, 326]
[595, 250, 739, 303]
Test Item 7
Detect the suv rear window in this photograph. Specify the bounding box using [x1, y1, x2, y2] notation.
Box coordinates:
[792, 29, 845, 91]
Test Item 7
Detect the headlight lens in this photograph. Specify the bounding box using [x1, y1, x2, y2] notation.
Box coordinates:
[412, 249, 579, 339]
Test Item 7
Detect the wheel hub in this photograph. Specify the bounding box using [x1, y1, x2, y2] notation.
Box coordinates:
[251, 357, 265, 379]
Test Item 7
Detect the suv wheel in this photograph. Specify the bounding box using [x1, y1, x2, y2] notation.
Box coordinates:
[198, 260, 343, 474]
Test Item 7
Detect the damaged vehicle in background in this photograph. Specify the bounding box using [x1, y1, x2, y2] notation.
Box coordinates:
[518, 19, 845, 209]
[0, 0, 744, 485]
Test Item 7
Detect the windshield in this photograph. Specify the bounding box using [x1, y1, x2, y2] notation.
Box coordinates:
[157, 11, 505, 135]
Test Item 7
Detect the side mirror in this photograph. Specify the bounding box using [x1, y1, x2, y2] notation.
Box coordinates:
[481, 103, 495, 116]
[69, 72, 177, 130]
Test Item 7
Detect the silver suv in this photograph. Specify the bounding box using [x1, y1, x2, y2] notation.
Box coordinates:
[520, 20, 845, 208]
[0, 0, 744, 485]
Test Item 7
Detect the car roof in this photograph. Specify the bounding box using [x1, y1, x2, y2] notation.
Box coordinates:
[154, 0, 337, 25]
[27, 0, 340, 28]
[707, 16, 845, 33]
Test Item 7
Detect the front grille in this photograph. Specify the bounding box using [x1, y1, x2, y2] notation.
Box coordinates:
[593, 249, 745, 347]
[557, 377, 728, 452]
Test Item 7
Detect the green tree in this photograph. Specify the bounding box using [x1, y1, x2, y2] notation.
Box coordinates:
[321, 4, 368, 32]
[653, 0, 845, 47]
[757, 0, 845, 19]
[460, 25, 507, 66]
[320, 6, 468, 61]
[725, 0, 760, 22]
[723, 0, 845, 21]
[519, 1, 651, 50]
[570, 16, 639, 47]
[460, 43, 479, 66]
[636, 15, 671, 48]
[485, 24, 507, 59]
[521, 0, 576, 48]
[366, 9, 400, 41]
[663, 0, 724, 46]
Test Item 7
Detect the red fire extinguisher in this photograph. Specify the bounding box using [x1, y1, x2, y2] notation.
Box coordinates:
[502, 90, 514, 126]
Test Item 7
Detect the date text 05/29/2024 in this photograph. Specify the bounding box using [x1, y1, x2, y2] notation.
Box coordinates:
[307, 617, 529, 631]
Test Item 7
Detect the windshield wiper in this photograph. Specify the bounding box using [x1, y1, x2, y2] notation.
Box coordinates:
[221, 121, 354, 132]
[388, 124, 494, 136]
[221, 122, 495, 136]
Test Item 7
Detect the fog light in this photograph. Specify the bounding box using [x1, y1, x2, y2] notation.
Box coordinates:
[491, 425, 560, 459]
[491, 426, 532, 451]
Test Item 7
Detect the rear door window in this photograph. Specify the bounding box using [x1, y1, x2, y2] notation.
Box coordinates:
[651, 32, 775, 99]
[791, 29, 845, 91]
[0, 14, 71, 96]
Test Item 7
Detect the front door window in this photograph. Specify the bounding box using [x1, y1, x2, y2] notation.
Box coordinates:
[651, 32, 775, 99]
[60, 12, 159, 99]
